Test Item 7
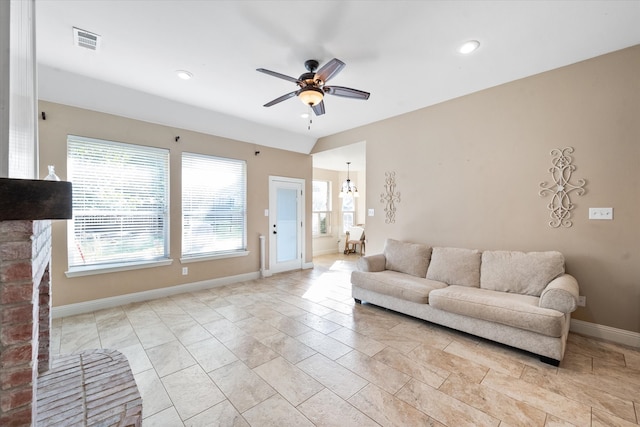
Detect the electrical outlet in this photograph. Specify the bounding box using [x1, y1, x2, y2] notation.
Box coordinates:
[578, 295, 586, 307]
[182, 267, 188, 276]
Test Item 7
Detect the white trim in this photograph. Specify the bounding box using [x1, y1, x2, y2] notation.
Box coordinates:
[65, 258, 174, 278]
[303, 262, 314, 270]
[52, 271, 260, 318]
[570, 319, 640, 348]
[180, 251, 249, 264]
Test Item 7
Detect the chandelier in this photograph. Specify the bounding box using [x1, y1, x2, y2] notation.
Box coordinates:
[339, 162, 359, 198]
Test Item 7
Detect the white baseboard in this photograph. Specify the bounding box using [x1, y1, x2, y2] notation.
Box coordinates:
[570, 319, 640, 348]
[52, 271, 260, 319]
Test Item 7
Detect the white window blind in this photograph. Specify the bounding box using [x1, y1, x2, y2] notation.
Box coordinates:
[67, 135, 169, 269]
[182, 152, 246, 258]
[312, 180, 331, 236]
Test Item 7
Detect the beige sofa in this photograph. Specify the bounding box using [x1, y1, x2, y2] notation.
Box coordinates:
[351, 239, 580, 365]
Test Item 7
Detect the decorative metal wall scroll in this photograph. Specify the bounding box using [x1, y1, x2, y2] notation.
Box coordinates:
[539, 147, 586, 228]
[380, 171, 400, 224]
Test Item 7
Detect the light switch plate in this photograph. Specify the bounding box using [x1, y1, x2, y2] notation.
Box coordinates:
[588, 207, 613, 220]
[368, 209, 374, 217]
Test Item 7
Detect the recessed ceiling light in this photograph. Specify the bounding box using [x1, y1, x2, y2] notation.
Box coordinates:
[458, 40, 480, 55]
[300, 112, 310, 119]
[176, 70, 193, 80]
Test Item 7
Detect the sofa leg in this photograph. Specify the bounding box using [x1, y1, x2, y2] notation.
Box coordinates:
[539, 356, 560, 367]
[354, 298, 362, 304]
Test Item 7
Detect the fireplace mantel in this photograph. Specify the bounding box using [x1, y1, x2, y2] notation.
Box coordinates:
[0, 177, 72, 220]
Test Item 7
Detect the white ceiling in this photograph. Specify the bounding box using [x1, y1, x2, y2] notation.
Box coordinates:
[35, 1, 640, 170]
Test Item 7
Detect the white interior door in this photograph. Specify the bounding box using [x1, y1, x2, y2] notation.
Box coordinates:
[269, 176, 304, 274]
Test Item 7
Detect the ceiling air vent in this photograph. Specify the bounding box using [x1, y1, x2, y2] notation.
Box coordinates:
[73, 27, 101, 51]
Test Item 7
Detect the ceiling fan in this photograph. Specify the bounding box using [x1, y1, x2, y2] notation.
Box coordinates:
[257, 58, 370, 116]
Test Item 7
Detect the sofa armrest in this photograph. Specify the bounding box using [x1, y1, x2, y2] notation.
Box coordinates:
[357, 254, 387, 272]
[539, 274, 579, 313]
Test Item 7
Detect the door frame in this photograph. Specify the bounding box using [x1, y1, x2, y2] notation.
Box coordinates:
[268, 176, 306, 274]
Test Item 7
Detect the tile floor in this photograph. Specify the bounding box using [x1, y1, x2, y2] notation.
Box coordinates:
[51, 254, 640, 426]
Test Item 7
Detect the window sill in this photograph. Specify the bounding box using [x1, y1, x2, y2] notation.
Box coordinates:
[180, 251, 250, 264]
[313, 235, 335, 239]
[65, 258, 174, 278]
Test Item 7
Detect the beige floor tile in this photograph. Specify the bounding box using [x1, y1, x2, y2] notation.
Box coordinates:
[134, 368, 173, 418]
[372, 346, 447, 389]
[263, 315, 312, 337]
[259, 332, 317, 364]
[201, 318, 247, 343]
[353, 324, 421, 354]
[295, 312, 342, 334]
[337, 350, 410, 394]
[223, 335, 279, 368]
[186, 337, 238, 373]
[388, 322, 454, 350]
[622, 347, 640, 371]
[59, 326, 102, 354]
[558, 349, 593, 373]
[522, 365, 637, 423]
[544, 414, 576, 427]
[117, 342, 153, 374]
[162, 365, 226, 420]
[593, 357, 640, 386]
[215, 304, 252, 322]
[97, 324, 139, 349]
[209, 360, 276, 413]
[184, 399, 249, 427]
[142, 406, 184, 427]
[61, 312, 97, 330]
[125, 306, 163, 327]
[254, 357, 324, 406]
[165, 319, 213, 346]
[186, 302, 226, 324]
[482, 369, 591, 426]
[556, 363, 640, 402]
[298, 388, 379, 427]
[397, 378, 499, 427]
[242, 394, 314, 427]
[440, 373, 546, 426]
[444, 339, 525, 378]
[132, 323, 176, 349]
[147, 340, 197, 377]
[329, 327, 386, 357]
[94, 307, 129, 329]
[567, 333, 626, 366]
[321, 310, 357, 329]
[348, 383, 443, 427]
[234, 316, 281, 340]
[296, 353, 369, 400]
[409, 342, 488, 383]
[591, 408, 640, 427]
[296, 330, 353, 360]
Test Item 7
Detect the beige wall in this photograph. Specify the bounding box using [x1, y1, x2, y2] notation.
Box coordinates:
[38, 101, 312, 307]
[314, 46, 640, 333]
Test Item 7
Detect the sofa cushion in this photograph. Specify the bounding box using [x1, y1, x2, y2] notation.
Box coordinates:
[480, 251, 565, 296]
[426, 247, 481, 287]
[351, 270, 447, 304]
[429, 285, 565, 337]
[383, 239, 432, 278]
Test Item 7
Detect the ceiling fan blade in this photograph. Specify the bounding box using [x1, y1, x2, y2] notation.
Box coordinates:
[312, 101, 325, 116]
[263, 91, 298, 107]
[315, 58, 345, 83]
[256, 68, 300, 84]
[325, 86, 370, 100]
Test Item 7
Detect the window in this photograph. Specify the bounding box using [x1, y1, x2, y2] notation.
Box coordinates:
[182, 153, 247, 259]
[67, 135, 169, 270]
[312, 180, 331, 236]
[342, 194, 355, 233]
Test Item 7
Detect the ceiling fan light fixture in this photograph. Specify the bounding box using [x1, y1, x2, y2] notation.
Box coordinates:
[298, 87, 324, 106]
[458, 40, 480, 54]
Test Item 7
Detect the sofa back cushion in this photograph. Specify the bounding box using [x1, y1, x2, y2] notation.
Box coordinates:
[426, 247, 481, 287]
[480, 250, 565, 296]
[384, 239, 432, 278]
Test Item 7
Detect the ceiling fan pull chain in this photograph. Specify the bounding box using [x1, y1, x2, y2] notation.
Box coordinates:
[308, 105, 313, 130]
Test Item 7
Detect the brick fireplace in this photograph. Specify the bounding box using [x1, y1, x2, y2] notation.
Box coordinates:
[0, 178, 72, 426]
